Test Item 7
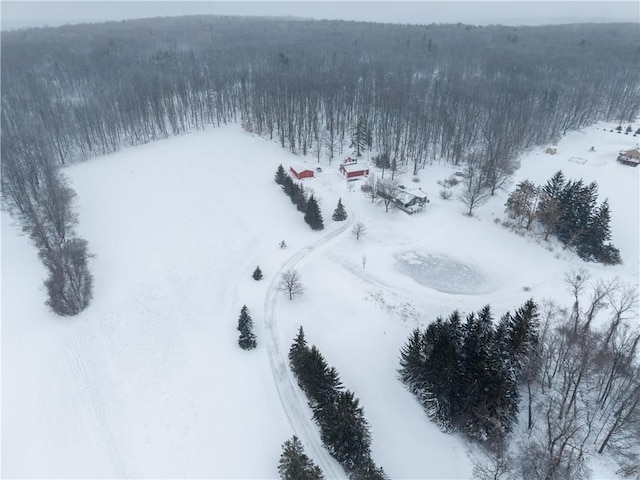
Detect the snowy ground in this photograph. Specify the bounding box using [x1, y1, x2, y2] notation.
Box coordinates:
[2, 121, 638, 478]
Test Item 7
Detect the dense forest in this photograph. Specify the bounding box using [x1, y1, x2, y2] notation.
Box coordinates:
[1, 15, 638, 306]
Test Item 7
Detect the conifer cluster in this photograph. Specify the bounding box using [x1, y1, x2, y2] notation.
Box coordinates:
[275, 165, 324, 230]
[399, 300, 539, 445]
[505, 171, 621, 264]
[289, 327, 388, 479]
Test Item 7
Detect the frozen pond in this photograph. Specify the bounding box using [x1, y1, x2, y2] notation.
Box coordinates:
[395, 251, 490, 294]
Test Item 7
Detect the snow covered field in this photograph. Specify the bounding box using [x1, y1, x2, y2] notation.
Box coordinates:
[2, 121, 638, 478]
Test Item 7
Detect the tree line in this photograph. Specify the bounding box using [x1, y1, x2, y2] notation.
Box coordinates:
[275, 165, 324, 230]
[3, 17, 637, 170]
[289, 327, 388, 479]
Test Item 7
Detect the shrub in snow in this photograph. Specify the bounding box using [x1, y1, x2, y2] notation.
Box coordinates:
[439, 189, 452, 200]
[252, 266, 263, 281]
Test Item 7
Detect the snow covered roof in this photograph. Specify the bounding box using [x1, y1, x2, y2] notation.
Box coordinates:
[340, 163, 369, 173]
[395, 188, 428, 204]
[290, 164, 314, 173]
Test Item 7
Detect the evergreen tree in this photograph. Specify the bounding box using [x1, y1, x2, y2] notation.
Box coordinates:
[320, 390, 372, 472]
[275, 164, 287, 185]
[578, 200, 621, 264]
[237, 305, 257, 350]
[351, 115, 368, 157]
[351, 458, 391, 480]
[332, 198, 348, 221]
[293, 183, 307, 212]
[304, 195, 324, 230]
[278, 436, 324, 480]
[289, 326, 308, 371]
[252, 266, 263, 281]
[282, 175, 296, 198]
[557, 179, 597, 248]
[420, 312, 463, 431]
[398, 328, 425, 394]
[537, 170, 566, 239]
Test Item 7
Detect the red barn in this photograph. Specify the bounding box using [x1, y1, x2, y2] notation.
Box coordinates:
[289, 166, 315, 179]
[340, 163, 369, 179]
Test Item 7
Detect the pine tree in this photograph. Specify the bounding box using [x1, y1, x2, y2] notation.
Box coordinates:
[398, 328, 425, 394]
[237, 305, 257, 350]
[293, 183, 307, 212]
[278, 436, 324, 480]
[282, 175, 295, 198]
[332, 198, 348, 221]
[289, 326, 308, 369]
[320, 390, 372, 472]
[252, 266, 263, 281]
[537, 170, 565, 239]
[304, 195, 324, 230]
[350, 115, 368, 157]
[578, 200, 620, 264]
[275, 164, 287, 185]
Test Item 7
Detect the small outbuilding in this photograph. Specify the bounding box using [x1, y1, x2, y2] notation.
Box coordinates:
[340, 163, 369, 180]
[290, 165, 315, 179]
[545, 147, 557, 155]
[617, 149, 640, 167]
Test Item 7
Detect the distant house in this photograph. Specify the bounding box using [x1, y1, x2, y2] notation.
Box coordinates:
[617, 149, 640, 167]
[378, 187, 429, 214]
[289, 165, 315, 179]
[339, 163, 369, 180]
[342, 156, 358, 165]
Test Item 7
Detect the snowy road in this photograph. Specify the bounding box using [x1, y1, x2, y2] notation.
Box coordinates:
[263, 215, 354, 480]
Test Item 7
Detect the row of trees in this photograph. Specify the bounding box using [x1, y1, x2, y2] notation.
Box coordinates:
[505, 171, 621, 264]
[289, 327, 388, 479]
[274, 165, 324, 230]
[398, 300, 540, 446]
[1, 137, 93, 315]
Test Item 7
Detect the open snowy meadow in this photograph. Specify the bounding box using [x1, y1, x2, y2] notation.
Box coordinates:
[2, 121, 638, 478]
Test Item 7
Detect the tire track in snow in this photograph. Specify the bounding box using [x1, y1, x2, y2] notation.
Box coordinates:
[66, 325, 127, 477]
[264, 214, 354, 480]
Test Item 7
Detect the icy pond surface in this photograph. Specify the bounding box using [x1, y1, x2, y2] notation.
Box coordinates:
[395, 251, 490, 294]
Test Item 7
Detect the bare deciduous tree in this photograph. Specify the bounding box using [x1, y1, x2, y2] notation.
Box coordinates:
[44, 238, 94, 316]
[459, 153, 490, 216]
[352, 222, 367, 241]
[278, 269, 304, 300]
[376, 176, 400, 213]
